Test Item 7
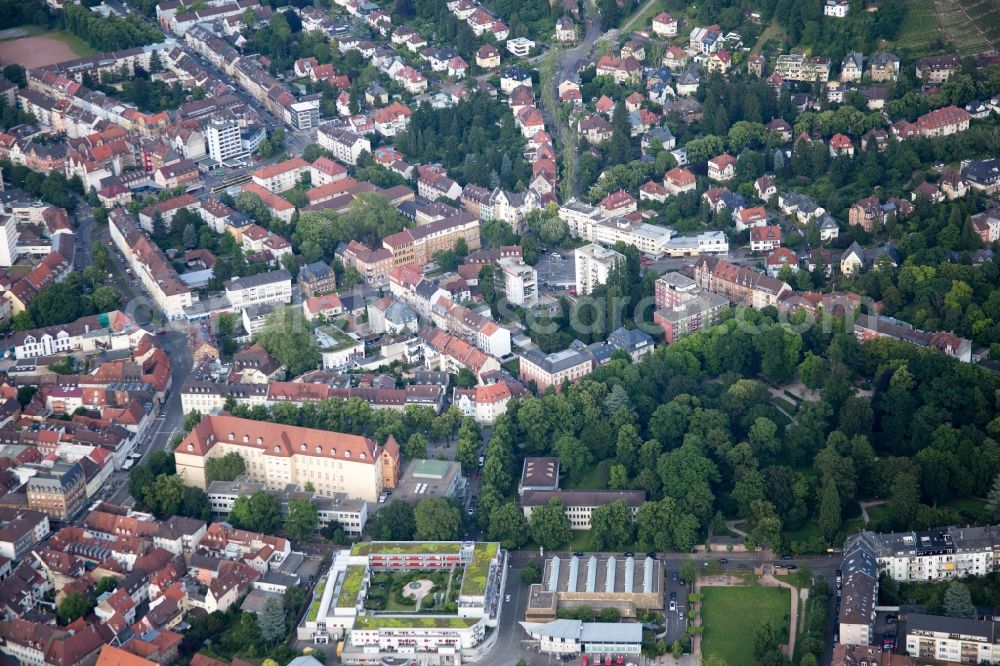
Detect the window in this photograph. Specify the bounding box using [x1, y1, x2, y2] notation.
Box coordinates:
[256, 437, 263, 445]
[344, 451, 351, 459]
[242, 435, 249, 442]
[274, 445, 280, 453]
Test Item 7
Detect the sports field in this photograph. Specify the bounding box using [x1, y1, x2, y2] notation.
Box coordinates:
[0, 29, 96, 69]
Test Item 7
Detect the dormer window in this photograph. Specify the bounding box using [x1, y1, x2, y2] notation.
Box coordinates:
[359, 452, 366, 460]
[242, 435, 249, 443]
[300, 444, 307, 451]
[274, 445, 280, 453]
[256, 437, 263, 445]
[316, 445, 322, 453]
[187, 444, 193, 451]
[228, 432, 234, 440]
[344, 451, 351, 459]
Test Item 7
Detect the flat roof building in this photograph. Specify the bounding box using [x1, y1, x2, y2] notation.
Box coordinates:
[525, 554, 663, 621]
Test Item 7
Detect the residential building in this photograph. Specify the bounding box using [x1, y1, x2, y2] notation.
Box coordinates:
[499, 258, 538, 307]
[453, 377, 528, 424]
[507, 37, 535, 57]
[750, 225, 782, 252]
[774, 54, 831, 82]
[849, 196, 885, 232]
[653, 272, 728, 343]
[824, 0, 850, 17]
[251, 158, 309, 193]
[963, 158, 1000, 195]
[707, 153, 737, 182]
[574, 243, 623, 295]
[316, 126, 371, 165]
[916, 105, 970, 137]
[607, 326, 654, 361]
[174, 414, 399, 502]
[518, 347, 593, 392]
[298, 542, 506, 661]
[476, 44, 500, 69]
[0, 508, 50, 561]
[971, 210, 1000, 244]
[0, 214, 17, 268]
[905, 614, 1000, 663]
[868, 52, 900, 82]
[916, 55, 962, 83]
[298, 261, 337, 297]
[854, 314, 971, 362]
[520, 490, 645, 529]
[224, 270, 292, 310]
[651, 12, 678, 36]
[110, 209, 193, 319]
[693, 256, 791, 309]
[26, 461, 87, 521]
[663, 167, 697, 196]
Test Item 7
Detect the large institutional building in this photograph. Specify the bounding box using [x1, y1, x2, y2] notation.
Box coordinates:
[298, 541, 508, 663]
[174, 414, 399, 502]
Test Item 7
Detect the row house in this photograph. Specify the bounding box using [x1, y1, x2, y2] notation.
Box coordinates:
[693, 256, 792, 309]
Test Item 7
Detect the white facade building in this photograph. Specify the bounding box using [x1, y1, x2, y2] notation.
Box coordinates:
[206, 116, 246, 164]
[574, 243, 623, 295]
[224, 270, 293, 310]
[0, 214, 17, 267]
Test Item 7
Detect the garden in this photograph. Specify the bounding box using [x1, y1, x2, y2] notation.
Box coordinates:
[363, 570, 459, 613]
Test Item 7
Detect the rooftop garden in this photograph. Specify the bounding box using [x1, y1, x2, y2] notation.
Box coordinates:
[353, 615, 478, 630]
[351, 542, 463, 556]
[460, 542, 498, 598]
[317, 325, 362, 352]
[306, 579, 327, 622]
[336, 565, 366, 608]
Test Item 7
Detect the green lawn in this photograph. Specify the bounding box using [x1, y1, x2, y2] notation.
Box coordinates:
[701, 585, 791, 666]
[942, 497, 988, 523]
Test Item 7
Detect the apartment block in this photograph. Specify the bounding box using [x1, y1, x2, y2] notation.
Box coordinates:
[574, 243, 623, 295]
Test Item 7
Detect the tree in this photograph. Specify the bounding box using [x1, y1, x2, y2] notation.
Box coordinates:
[521, 560, 542, 585]
[285, 499, 319, 539]
[258, 597, 287, 643]
[204, 452, 246, 483]
[888, 470, 920, 530]
[369, 500, 415, 540]
[404, 433, 428, 459]
[95, 576, 117, 595]
[986, 473, 1000, 522]
[487, 502, 530, 549]
[943, 581, 976, 618]
[255, 306, 321, 375]
[231, 491, 282, 534]
[552, 434, 593, 481]
[817, 480, 841, 544]
[414, 497, 461, 541]
[607, 101, 633, 166]
[58, 592, 93, 624]
[529, 498, 572, 551]
[754, 619, 780, 660]
[590, 500, 635, 551]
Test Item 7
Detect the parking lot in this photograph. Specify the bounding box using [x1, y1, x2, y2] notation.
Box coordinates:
[662, 566, 690, 644]
[535, 251, 576, 288]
